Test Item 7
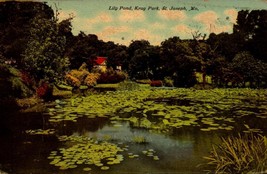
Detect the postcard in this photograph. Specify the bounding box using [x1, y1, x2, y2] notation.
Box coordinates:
[0, 0, 267, 174]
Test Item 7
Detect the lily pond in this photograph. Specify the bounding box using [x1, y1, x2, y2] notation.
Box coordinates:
[0, 88, 267, 174]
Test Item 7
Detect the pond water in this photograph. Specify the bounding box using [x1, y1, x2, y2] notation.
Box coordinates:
[0, 88, 267, 174]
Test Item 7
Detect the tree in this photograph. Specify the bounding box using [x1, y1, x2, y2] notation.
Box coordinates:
[160, 37, 202, 87]
[127, 40, 151, 79]
[207, 32, 244, 61]
[232, 51, 267, 87]
[234, 10, 267, 62]
[65, 33, 103, 70]
[0, 1, 54, 67]
[146, 45, 161, 79]
[22, 14, 69, 82]
[103, 42, 129, 71]
[160, 36, 181, 77]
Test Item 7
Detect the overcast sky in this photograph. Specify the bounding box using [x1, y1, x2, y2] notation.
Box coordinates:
[45, 0, 267, 46]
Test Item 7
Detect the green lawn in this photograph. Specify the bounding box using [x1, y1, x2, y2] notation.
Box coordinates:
[94, 83, 120, 89]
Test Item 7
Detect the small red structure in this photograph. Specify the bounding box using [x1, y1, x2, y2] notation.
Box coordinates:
[95, 57, 107, 65]
[94, 57, 107, 72]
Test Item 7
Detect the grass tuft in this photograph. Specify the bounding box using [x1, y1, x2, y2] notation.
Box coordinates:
[204, 134, 267, 174]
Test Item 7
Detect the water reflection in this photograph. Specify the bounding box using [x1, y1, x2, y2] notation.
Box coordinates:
[50, 116, 108, 136]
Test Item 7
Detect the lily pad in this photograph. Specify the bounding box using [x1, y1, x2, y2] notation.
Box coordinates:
[83, 167, 92, 171]
[101, 166, 109, 170]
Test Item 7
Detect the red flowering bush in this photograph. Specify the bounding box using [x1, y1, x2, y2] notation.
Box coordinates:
[150, 80, 163, 87]
[36, 81, 53, 100]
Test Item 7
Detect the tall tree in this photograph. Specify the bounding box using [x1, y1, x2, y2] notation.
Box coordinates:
[22, 14, 69, 82]
[128, 40, 151, 79]
[234, 10, 267, 62]
[207, 32, 244, 61]
[65, 33, 103, 69]
[232, 51, 267, 87]
[0, 1, 54, 66]
[160, 37, 202, 87]
[103, 42, 128, 70]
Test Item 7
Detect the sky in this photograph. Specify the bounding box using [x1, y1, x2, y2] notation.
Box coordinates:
[43, 0, 267, 46]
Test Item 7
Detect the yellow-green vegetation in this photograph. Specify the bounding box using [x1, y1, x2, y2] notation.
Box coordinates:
[163, 77, 174, 87]
[204, 134, 267, 174]
[46, 88, 267, 134]
[132, 136, 147, 144]
[16, 96, 42, 109]
[117, 81, 141, 91]
[25, 129, 55, 135]
[48, 135, 124, 170]
[65, 63, 100, 88]
[52, 85, 72, 98]
[43, 88, 267, 172]
[135, 79, 151, 84]
[94, 83, 119, 89]
[142, 149, 159, 160]
[84, 73, 100, 87]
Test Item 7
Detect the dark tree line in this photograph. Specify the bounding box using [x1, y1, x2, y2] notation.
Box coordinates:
[0, 1, 266, 88]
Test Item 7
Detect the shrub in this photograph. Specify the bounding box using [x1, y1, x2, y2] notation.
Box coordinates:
[204, 134, 267, 174]
[16, 96, 41, 108]
[0, 64, 33, 98]
[68, 69, 89, 82]
[78, 62, 88, 71]
[10, 77, 33, 98]
[116, 71, 128, 82]
[65, 74, 81, 87]
[36, 81, 53, 100]
[0, 63, 20, 77]
[65, 63, 101, 88]
[84, 73, 100, 87]
[150, 80, 163, 87]
[97, 69, 127, 84]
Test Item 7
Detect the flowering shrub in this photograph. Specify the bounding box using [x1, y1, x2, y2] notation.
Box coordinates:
[65, 74, 81, 87]
[65, 64, 126, 88]
[36, 81, 52, 100]
[68, 69, 89, 82]
[84, 73, 100, 87]
[150, 80, 163, 87]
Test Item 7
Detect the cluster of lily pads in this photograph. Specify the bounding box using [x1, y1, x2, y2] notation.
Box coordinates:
[48, 134, 161, 171]
[44, 88, 267, 133]
[142, 149, 159, 160]
[48, 135, 124, 171]
[25, 129, 55, 135]
[43, 88, 267, 171]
